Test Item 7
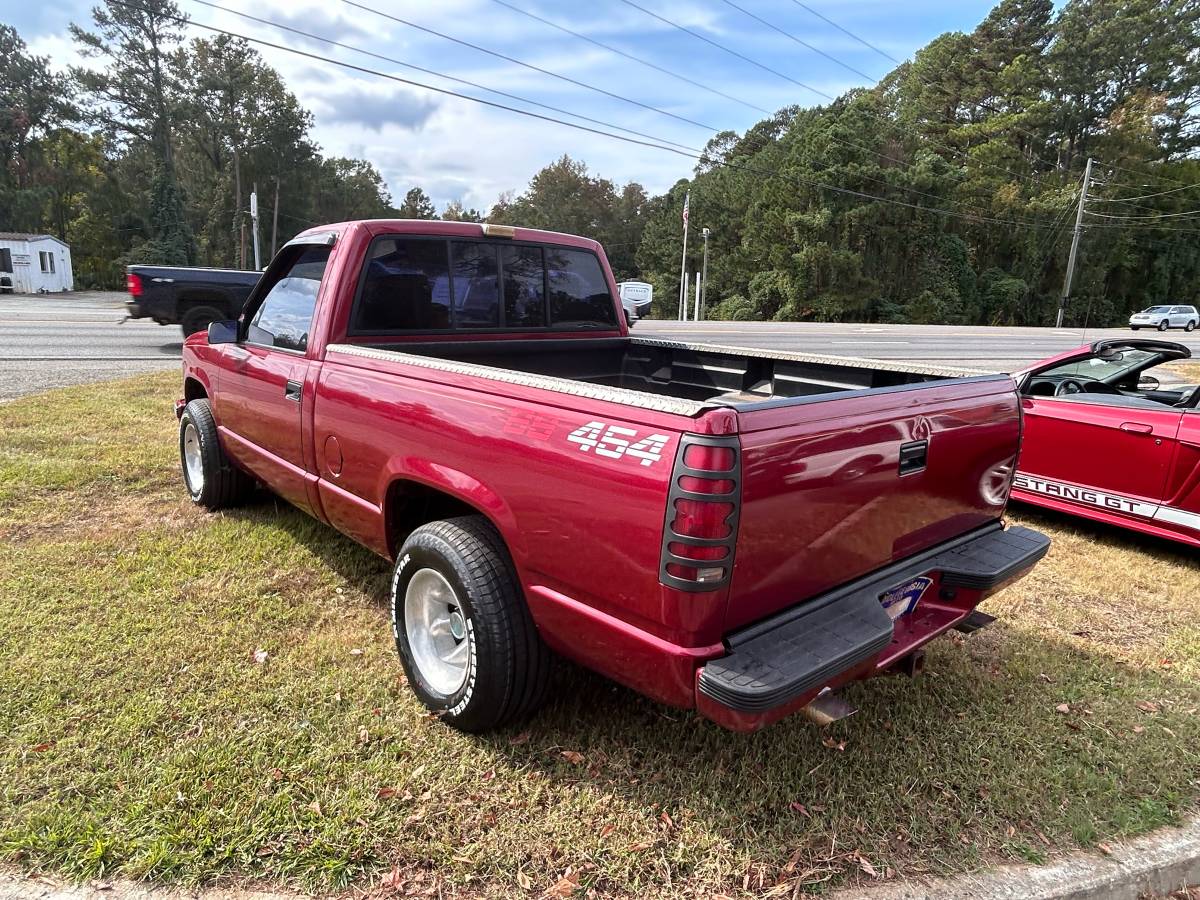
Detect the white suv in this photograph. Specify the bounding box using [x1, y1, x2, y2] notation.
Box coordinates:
[1129, 305, 1198, 331]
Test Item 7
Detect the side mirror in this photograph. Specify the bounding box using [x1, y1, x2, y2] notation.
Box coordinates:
[207, 320, 238, 345]
[1138, 374, 1160, 391]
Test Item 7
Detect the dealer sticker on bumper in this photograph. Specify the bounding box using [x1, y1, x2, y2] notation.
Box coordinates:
[879, 576, 933, 620]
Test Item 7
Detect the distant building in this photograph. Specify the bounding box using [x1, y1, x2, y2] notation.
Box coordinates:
[0, 233, 74, 293]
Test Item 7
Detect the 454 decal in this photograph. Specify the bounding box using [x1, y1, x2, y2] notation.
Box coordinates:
[567, 421, 670, 466]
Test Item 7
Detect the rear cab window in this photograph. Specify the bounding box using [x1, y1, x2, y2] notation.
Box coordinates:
[349, 235, 617, 335]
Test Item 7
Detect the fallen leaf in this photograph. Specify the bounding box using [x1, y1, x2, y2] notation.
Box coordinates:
[376, 786, 399, 799]
[268, 767, 284, 781]
[561, 750, 585, 765]
[30, 742, 54, 752]
[789, 802, 809, 816]
[1055, 703, 1070, 714]
[599, 824, 615, 838]
[1097, 842, 1116, 856]
[856, 855, 879, 878]
[659, 810, 674, 828]
[821, 736, 846, 751]
[307, 800, 322, 817]
[350, 648, 364, 656]
[1038, 673, 1054, 683]
[509, 730, 531, 746]
[358, 725, 370, 744]
[1136, 700, 1160, 713]
[543, 871, 580, 898]
[252, 648, 269, 665]
[1132, 725, 1145, 735]
[516, 871, 532, 890]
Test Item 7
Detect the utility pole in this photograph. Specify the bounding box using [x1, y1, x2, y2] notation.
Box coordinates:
[271, 175, 280, 258]
[677, 190, 690, 321]
[233, 146, 244, 269]
[701, 227, 711, 320]
[250, 184, 261, 270]
[1057, 157, 1093, 328]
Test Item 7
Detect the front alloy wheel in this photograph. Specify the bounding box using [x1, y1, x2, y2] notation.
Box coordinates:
[404, 568, 472, 696]
[1158, 319, 1170, 331]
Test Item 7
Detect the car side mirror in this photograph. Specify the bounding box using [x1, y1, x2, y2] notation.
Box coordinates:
[207, 320, 238, 345]
[1138, 374, 1160, 391]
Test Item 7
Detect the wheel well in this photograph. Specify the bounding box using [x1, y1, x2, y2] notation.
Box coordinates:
[178, 290, 230, 314]
[184, 377, 207, 402]
[385, 480, 482, 557]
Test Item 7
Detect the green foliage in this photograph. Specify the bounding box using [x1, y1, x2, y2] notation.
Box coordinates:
[397, 186, 436, 220]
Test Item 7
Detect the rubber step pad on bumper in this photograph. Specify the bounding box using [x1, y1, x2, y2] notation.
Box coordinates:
[698, 525, 1049, 713]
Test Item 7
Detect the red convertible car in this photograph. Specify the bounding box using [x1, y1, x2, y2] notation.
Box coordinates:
[1012, 338, 1200, 549]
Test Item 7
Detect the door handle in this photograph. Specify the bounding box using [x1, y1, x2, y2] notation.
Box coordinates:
[284, 380, 302, 402]
[1119, 422, 1153, 434]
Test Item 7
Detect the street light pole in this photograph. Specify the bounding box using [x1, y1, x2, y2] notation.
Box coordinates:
[701, 227, 710, 320]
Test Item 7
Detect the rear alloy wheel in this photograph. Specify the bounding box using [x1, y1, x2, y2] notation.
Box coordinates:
[391, 516, 550, 732]
[1158, 319, 1170, 331]
[1188, 320, 1197, 332]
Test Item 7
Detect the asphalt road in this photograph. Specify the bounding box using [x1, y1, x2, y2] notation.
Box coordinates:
[3, 290, 1200, 399]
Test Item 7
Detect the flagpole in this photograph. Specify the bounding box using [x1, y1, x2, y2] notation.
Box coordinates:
[677, 191, 690, 321]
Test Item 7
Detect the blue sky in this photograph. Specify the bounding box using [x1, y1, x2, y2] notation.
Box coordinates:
[3, 0, 1000, 213]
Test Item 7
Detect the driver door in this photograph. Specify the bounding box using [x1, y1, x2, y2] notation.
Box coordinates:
[1019, 398, 1182, 509]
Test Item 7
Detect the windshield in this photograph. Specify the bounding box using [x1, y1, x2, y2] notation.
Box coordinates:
[1142, 306, 1171, 313]
[1040, 348, 1160, 382]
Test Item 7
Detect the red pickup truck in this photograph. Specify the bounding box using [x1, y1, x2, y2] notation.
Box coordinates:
[176, 220, 1048, 732]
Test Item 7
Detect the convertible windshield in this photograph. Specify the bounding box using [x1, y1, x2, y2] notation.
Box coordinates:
[1040, 348, 1159, 381]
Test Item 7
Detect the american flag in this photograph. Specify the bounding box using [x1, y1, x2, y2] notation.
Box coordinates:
[682, 191, 689, 227]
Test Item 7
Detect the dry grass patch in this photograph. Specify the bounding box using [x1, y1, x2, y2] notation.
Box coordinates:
[1, 374, 1198, 897]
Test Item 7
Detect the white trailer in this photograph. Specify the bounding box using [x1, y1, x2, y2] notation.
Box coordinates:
[618, 281, 653, 325]
[0, 233, 74, 294]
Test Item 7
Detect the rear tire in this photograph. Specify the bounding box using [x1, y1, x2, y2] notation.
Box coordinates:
[179, 399, 254, 509]
[1158, 319, 1170, 331]
[1130, 325, 1140, 331]
[180, 305, 223, 338]
[391, 516, 550, 732]
[1188, 320, 1197, 332]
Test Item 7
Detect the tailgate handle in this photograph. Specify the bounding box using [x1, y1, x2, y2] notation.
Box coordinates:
[898, 440, 928, 476]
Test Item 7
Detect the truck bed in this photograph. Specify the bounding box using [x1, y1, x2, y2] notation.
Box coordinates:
[335, 336, 986, 414]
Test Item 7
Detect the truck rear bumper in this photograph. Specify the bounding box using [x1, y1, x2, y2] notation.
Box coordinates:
[695, 523, 1049, 731]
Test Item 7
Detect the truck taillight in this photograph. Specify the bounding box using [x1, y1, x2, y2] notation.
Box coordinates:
[660, 434, 741, 591]
[126, 273, 143, 297]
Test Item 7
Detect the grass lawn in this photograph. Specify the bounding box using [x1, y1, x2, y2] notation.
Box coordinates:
[1, 373, 1198, 897]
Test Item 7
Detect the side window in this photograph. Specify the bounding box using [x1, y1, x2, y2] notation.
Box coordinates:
[354, 238, 451, 331]
[247, 244, 331, 352]
[0, 249, 11, 273]
[546, 248, 617, 327]
[501, 244, 546, 328]
[451, 241, 500, 328]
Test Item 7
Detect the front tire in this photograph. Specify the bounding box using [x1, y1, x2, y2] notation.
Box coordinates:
[391, 516, 550, 732]
[1130, 325, 1140, 331]
[1158, 319, 1170, 331]
[1188, 320, 1197, 332]
[179, 399, 253, 509]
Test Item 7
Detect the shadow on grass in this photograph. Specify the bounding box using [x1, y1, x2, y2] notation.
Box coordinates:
[218, 495, 1200, 880]
[1011, 501, 1197, 562]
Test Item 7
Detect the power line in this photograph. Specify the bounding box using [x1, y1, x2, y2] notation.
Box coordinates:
[1090, 180, 1200, 203]
[715, 0, 877, 82]
[187, 0, 700, 154]
[788, 0, 898, 64]
[110, 0, 1074, 237]
[336, 0, 720, 134]
[487, 0, 772, 115]
[620, 0, 1050, 189]
[1085, 208, 1200, 221]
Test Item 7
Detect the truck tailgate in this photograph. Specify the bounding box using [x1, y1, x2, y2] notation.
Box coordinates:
[725, 376, 1020, 631]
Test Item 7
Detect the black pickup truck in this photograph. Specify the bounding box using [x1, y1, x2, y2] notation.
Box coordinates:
[126, 265, 260, 336]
